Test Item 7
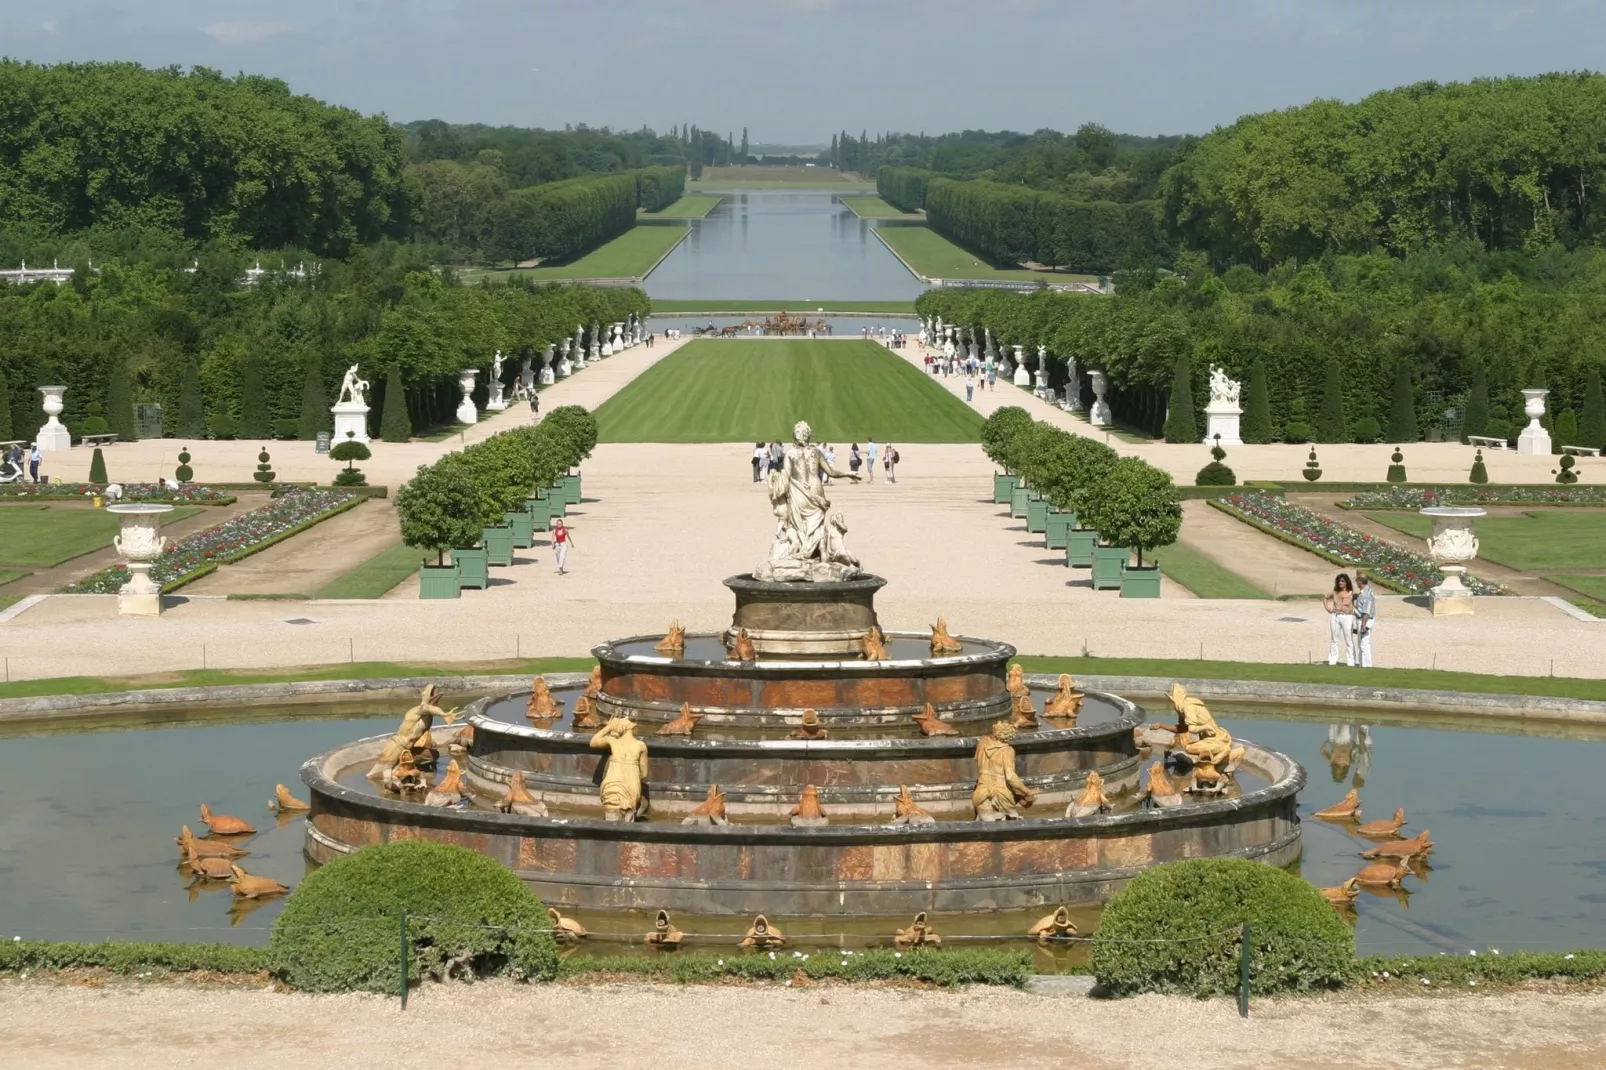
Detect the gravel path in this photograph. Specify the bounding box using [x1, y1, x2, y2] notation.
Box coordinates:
[3, 979, 1601, 1069]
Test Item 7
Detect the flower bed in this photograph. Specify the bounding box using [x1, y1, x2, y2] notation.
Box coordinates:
[0, 482, 235, 504]
[1339, 486, 1606, 509]
[63, 489, 360, 594]
[1212, 493, 1502, 595]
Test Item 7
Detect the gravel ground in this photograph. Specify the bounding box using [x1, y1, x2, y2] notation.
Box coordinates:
[2, 979, 1602, 1069]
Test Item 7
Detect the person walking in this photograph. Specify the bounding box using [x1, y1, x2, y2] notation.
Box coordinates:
[751, 442, 765, 483]
[1321, 573, 1357, 666]
[823, 443, 836, 484]
[1354, 572, 1377, 668]
[986, 365, 997, 390]
[884, 443, 899, 483]
[864, 438, 878, 483]
[849, 443, 862, 478]
[965, 375, 976, 402]
[28, 442, 42, 483]
[552, 518, 574, 575]
[529, 390, 540, 416]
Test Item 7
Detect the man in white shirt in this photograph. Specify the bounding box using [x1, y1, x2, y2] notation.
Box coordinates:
[864, 438, 878, 483]
[1354, 573, 1377, 667]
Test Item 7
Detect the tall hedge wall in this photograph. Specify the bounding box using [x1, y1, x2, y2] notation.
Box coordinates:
[923, 178, 1157, 274]
[636, 166, 687, 212]
[490, 172, 639, 263]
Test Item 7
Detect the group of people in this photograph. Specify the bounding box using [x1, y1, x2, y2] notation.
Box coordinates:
[751, 438, 900, 485]
[1, 442, 42, 483]
[1322, 572, 1377, 667]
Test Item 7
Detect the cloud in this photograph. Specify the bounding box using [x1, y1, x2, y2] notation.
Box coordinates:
[40, 19, 58, 34]
[203, 20, 295, 46]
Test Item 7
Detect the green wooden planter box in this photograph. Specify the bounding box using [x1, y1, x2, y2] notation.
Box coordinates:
[1026, 497, 1050, 534]
[1065, 528, 1098, 567]
[418, 563, 460, 600]
[1009, 485, 1034, 518]
[1120, 562, 1162, 599]
[1045, 510, 1078, 550]
[538, 488, 566, 520]
[992, 472, 1020, 504]
[483, 524, 514, 566]
[525, 497, 552, 532]
[562, 472, 581, 505]
[504, 510, 535, 548]
[1092, 545, 1129, 590]
[453, 546, 488, 590]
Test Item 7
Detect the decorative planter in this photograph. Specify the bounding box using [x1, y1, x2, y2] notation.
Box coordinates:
[1045, 510, 1078, 550]
[1066, 528, 1098, 567]
[504, 510, 535, 548]
[1119, 563, 1162, 599]
[483, 524, 514, 566]
[1009, 485, 1033, 518]
[544, 492, 567, 520]
[453, 546, 489, 590]
[107, 503, 173, 615]
[562, 472, 581, 505]
[1026, 497, 1050, 534]
[419, 563, 461, 600]
[1091, 545, 1129, 590]
[525, 497, 552, 532]
[992, 472, 1020, 504]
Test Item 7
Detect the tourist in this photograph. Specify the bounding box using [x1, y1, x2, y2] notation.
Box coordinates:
[1321, 573, 1357, 666]
[529, 390, 540, 416]
[752, 442, 765, 483]
[865, 438, 878, 483]
[884, 443, 899, 483]
[28, 442, 42, 483]
[987, 365, 997, 390]
[823, 443, 836, 483]
[849, 443, 862, 477]
[552, 518, 574, 575]
[965, 375, 976, 402]
[769, 441, 784, 474]
[1355, 572, 1376, 668]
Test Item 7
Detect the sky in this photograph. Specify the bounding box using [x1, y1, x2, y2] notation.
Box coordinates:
[3, 0, 1603, 143]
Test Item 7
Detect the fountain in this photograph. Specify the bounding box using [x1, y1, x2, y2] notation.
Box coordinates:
[108, 503, 174, 615]
[301, 420, 1304, 922]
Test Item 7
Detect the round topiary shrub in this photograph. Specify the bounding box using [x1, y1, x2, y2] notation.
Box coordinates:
[175, 447, 193, 484]
[1556, 454, 1580, 485]
[1469, 449, 1488, 484]
[267, 840, 558, 994]
[1301, 448, 1322, 481]
[1387, 447, 1408, 483]
[1352, 415, 1381, 444]
[1092, 858, 1355, 997]
[1194, 438, 1236, 486]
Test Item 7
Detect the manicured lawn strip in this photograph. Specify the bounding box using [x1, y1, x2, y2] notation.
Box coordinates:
[1014, 656, 1606, 703]
[0, 658, 594, 701]
[594, 339, 983, 443]
[0, 505, 201, 567]
[317, 541, 426, 599]
[648, 195, 722, 218]
[1150, 541, 1271, 599]
[876, 226, 1097, 282]
[462, 226, 688, 282]
[840, 196, 918, 218]
[0, 595, 18, 612]
[0, 569, 28, 586]
[1368, 510, 1606, 571]
[1544, 574, 1606, 618]
[1339, 486, 1606, 508]
[417, 422, 472, 443]
[650, 299, 917, 314]
[691, 181, 877, 190]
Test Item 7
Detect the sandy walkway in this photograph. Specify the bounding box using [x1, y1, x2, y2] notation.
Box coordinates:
[184, 498, 400, 597]
[2, 980, 1600, 1070]
[1178, 498, 1332, 597]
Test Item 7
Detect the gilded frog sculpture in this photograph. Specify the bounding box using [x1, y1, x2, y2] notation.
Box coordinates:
[657, 702, 702, 736]
[654, 620, 686, 657]
[912, 701, 958, 736]
[1042, 674, 1085, 720]
[496, 770, 548, 817]
[682, 784, 729, 826]
[198, 804, 255, 836]
[894, 912, 942, 948]
[789, 784, 829, 826]
[1065, 770, 1110, 818]
[929, 616, 964, 655]
[892, 784, 935, 825]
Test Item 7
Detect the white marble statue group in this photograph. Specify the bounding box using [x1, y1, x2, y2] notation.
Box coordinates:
[755, 420, 863, 583]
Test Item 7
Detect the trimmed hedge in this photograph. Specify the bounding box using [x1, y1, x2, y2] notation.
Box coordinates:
[0, 940, 268, 975]
[1092, 859, 1354, 997]
[1356, 950, 1606, 988]
[561, 948, 1032, 987]
[267, 841, 558, 994]
[980, 406, 1034, 471]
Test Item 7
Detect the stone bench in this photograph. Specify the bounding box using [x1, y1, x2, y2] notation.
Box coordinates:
[81, 433, 119, 447]
[1560, 444, 1601, 457]
[1467, 435, 1508, 450]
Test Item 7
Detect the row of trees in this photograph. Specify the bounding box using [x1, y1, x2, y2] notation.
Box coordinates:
[404, 121, 732, 186]
[922, 178, 1162, 273]
[915, 243, 1606, 446]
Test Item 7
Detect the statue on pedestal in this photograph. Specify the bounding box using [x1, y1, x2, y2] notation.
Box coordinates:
[336, 364, 369, 406]
[588, 717, 649, 821]
[755, 420, 863, 582]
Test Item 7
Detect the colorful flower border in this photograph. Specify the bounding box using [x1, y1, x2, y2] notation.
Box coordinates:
[1338, 486, 1606, 510]
[0, 482, 235, 504]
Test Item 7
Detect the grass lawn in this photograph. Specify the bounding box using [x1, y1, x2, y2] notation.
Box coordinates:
[876, 226, 1098, 282]
[316, 541, 427, 599]
[1151, 540, 1272, 599]
[691, 166, 873, 189]
[0, 505, 201, 567]
[840, 196, 918, 218]
[595, 339, 983, 443]
[650, 299, 917, 314]
[417, 422, 473, 443]
[1544, 573, 1606, 618]
[648, 195, 722, 218]
[1367, 510, 1606, 570]
[0, 569, 28, 586]
[460, 226, 688, 282]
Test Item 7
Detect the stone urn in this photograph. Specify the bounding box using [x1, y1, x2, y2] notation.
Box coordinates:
[1013, 346, 1031, 387]
[456, 369, 480, 425]
[36, 385, 71, 452]
[109, 503, 174, 615]
[1088, 370, 1113, 427]
[1516, 388, 1552, 455]
[1421, 506, 1485, 616]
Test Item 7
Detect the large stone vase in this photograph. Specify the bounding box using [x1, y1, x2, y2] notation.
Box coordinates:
[1422, 506, 1485, 616]
[109, 503, 174, 615]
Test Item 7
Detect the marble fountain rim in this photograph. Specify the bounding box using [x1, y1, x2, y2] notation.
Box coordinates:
[723, 571, 889, 595]
[592, 629, 1016, 675]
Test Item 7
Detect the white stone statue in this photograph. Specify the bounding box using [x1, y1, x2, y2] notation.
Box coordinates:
[1063, 356, 1083, 412]
[336, 364, 369, 406]
[755, 420, 863, 583]
[1208, 366, 1241, 407]
[1034, 345, 1051, 396]
[485, 351, 508, 412]
[491, 350, 505, 381]
[1204, 365, 1244, 445]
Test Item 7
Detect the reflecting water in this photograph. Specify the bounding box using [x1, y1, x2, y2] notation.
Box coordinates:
[644, 192, 925, 302]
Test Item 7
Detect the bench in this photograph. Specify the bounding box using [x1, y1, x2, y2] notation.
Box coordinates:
[0, 439, 24, 451]
[1466, 435, 1508, 450]
[1560, 444, 1601, 457]
[81, 433, 119, 447]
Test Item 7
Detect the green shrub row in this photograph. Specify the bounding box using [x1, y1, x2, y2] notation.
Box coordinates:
[924, 177, 1159, 274]
[1356, 950, 1606, 987]
[491, 172, 639, 263]
[563, 948, 1032, 987]
[0, 940, 269, 975]
[635, 165, 688, 212]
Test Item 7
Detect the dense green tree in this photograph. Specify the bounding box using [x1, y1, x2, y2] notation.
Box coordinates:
[1581, 368, 1606, 451]
[396, 462, 486, 566]
[1082, 458, 1181, 568]
[87, 447, 107, 484]
[177, 359, 204, 439]
[238, 355, 271, 440]
[1387, 359, 1418, 442]
[297, 357, 328, 441]
[106, 359, 135, 442]
[1315, 359, 1347, 443]
[1554, 408, 1579, 449]
[1162, 354, 1197, 443]
[380, 368, 412, 443]
[1240, 362, 1272, 444]
[0, 363, 12, 441]
[1463, 363, 1490, 441]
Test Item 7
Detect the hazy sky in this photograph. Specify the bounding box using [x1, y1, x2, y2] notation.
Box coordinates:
[4, 0, 1601, 143]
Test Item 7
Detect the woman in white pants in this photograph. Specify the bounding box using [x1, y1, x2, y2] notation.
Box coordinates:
[1321, 573, 1357, 666]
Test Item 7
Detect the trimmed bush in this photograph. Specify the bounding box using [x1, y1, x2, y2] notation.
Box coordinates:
[274, 418, 299, 440]
[1554, 409, 1579, 451]
[1469, 449, 1488, 484]
[1240, 362, 1273, 443]
[267, 840, 558, 994]
[330, 437, 371, 487]
[380, 367, 411, 443]
[178, 359, 205, 438]
[1315, 358, 1347, 443]
[541, 404, 599, 467]
[1091, 858, 1355, 997]
[106, 359, 136, 442]
[297, 357, 328, 441]
[1352, 415, 1381, 444]
[87, 447, 108, 484]
[81, 416, 109, 436]
[980, 406, 1034, 470]
[1162, 353, 1197, 443]
[1195, 438, 1236, 486]
[1582, 367, 1606, 451]
[207, 411, 237, 440]
[562, 948, 1030, 987]
[1556, 454, 1580, 484]
[1081, 457, 1181, 567]
[1387, 446, 1407, 483]
[1387, 358, 1418, 442]
[0, 940, 268, 975]
[254, 449, 276, 484]
[0, 363, 11, 440]
[239, 355, 271, 440]
[1284, 398, 1311, 443]
[1463, 363, 1489, 441]
[1302, 448, 1322, 481]
[175, 446, 193, 484]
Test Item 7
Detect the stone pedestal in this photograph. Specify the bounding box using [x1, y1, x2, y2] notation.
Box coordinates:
[1013, 346, 1031, 387]
[724, 573, 886, 658]
[456, 370, 479, 425]
[1088, 371, 1113, 427]
[1423, 506, 1485, 616]
[109, 503, 174, 615]
[485, 381, 507, 412]
[1516, 388, 1552, 456]
[1204, 403, 1242, 446]
[540, 345, 556, 386]
[35, 386, 71, 452]
[1033, 347, 1050, 397]
[331, 400, 371, 444]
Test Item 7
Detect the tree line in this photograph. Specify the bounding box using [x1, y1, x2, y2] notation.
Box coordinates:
[918, 177, 1163, 274]
[477, 167, 684, 265]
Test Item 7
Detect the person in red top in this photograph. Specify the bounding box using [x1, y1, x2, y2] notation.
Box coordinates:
[553, 518, 575, 575]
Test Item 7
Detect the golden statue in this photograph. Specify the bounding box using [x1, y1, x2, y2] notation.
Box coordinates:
[1143, 761, 1182, 808]
[894, 912, 942, 948]
[1361, 830, 1434, 861]
[448, 723, 473, 762]
[1356, 807, 1407, 838]
[971, 721, 1035, 821]
[382, 750, 427, 794]
[1313, 789, 1361, 821]
[1065, 770, 1110, 818]
[176, 825, 247, 859]
[912, 701, 958, 736]
[412, 729, 440, 770]
[790, 784, 828, 826]
[929, 616, 964, 655]
[860, 625, 889, 661]
[792, 708, 827, 739]
[184, 849, 236, 881]
[739, 915, 785, 950]
[268, 784, 309, 813]
[426, 760, 465, 807]
[584, 664, 603, 700]
[228, 865, 289, 899]
[527, 677, 562, 724]
[1353, 859, 1409, 888]
[1319, 877, 1360, 907]
[645, 909, 684, 949]
[199, 803, 255, 836]
[892, 784, 935, 825]
[547, 907, 587, 943]
[683, 784, 729, 826]
[572, 693, 604, 730]
[1010, 688, 1039, 730]
[369, 685, 459, 779]
[589, 717, 650, 822]
[1163, 683, 1245, 781]
[657, 702, 702, 736]
[1005, 663, 1026, 696]
[496, 770, 548, 817]
[1043, 675, 1085, 720]
[728, 627, 757, 661]
[654, 620, 686, 656]
[1028, 906, 1078, 944]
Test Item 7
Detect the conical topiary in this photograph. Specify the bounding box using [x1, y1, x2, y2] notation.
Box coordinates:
[1387, 447, 1407, 483]
[1462, 363, 1489, 442]
[0, 362, 12, 441]
[176, 446, 194, 484]
[297, 357, 328, 441]
[1194, 435, 1236, 486]
[178, 359, 205, 439]
[1555, 455, 1580, 485]
[1387, 358, 1418, 442]
[1581, 367, 1606, 451]
[88, 446, 108, 485]
[1241, 361, 1273, 443]
[1302, 448, 1322, 482]
[239, 355, 271, 440]
[1163, 353, 1198, 443]
[1554, 408, 1578, 451]
[1315, 358, 1347, 443]
[1469, 449, 1488, 484]
[253, 448, 276, 484]
[379, 367, 411, 443]
[107, 359, 136, 442]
